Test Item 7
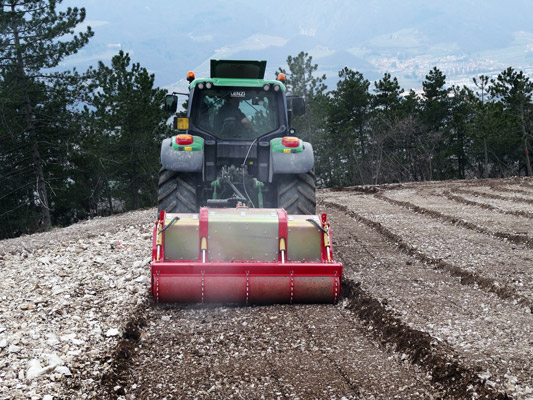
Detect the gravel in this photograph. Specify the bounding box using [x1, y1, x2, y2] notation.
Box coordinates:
[1, 177, 532, 399]
[0, 209, 154, 400]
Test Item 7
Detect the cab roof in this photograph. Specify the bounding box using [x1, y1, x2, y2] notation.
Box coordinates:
[210, 60, 267, 79]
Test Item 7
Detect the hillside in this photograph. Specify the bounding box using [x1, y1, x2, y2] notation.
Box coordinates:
[0, 177, 532, 399]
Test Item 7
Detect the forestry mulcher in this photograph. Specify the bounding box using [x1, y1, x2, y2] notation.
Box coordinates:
[150, 60, 343, 304]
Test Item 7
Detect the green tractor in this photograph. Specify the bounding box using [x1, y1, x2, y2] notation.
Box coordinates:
[160, 59, 315, 214]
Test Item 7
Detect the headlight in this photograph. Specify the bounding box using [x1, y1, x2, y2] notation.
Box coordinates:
[205, 82, 213, 89]
[197, 82, 205, 89]
[263, 84, 271, 91]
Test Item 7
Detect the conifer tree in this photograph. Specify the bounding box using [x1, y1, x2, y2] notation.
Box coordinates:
[326, 67, 371, 185]
[0, 0, 93, 233]
[276, 52, 327, 142]
[86, 51, 169, 210]
[420, 67, 450, 179]
[373, 72, 403, 113]
[490, 67, 533, 175]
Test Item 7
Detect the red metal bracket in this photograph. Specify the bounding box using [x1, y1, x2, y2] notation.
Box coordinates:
[199, 208, 209, 262]
[276, 209, 288, 262]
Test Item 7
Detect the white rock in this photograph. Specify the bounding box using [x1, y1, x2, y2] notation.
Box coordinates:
[20, 302, 36, 310]
[54, 366, 72, 376]
[26, 359, 43, 380]
[106, 328, 120, 337]
[8, 344, 21, 353]
[0, 339, 8, 348]
[38, 256, 51, 264]
[60, 333, 76, 342]
[51, 286, 65, 295]
[479, 372, 491, 380]
[43, 353, 64, 368]
[43, 396, 54, 400]
[46, 334, 60, 346]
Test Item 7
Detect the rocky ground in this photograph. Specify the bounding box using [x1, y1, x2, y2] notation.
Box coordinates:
[0, 177, 532, 399]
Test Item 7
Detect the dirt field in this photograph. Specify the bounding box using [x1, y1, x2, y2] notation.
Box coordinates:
[1, 177, 532, 399]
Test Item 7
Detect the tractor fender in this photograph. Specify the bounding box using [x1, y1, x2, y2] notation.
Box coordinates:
[161, 138, 204, 172]
[270, 141, 314, 179]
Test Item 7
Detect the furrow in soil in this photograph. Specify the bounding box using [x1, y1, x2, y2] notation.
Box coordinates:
[320, 199, 533, 399]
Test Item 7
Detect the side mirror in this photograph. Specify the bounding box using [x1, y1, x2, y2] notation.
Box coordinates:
[289, 97, 305, 116]
[164, 94, 178, 113]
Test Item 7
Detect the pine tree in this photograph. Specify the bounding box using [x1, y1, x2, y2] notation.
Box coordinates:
[373, 72, 403, 113]
[276, 52, 327, 142]
[0, 0, 93, 233]
[420, 67, 450, 179]
[86, 51, 170, 210]
[369, 72, 407, 183]
[448, 85, 475, 179]
[422, 66, 450, 131]
[326, 67, 371, 185]
[472, 75, 492, 177]
[490, 67, 533, 175]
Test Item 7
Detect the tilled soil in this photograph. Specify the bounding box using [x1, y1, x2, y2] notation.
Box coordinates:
[1, 177, 532, 399]
[118, 303, 437, 400]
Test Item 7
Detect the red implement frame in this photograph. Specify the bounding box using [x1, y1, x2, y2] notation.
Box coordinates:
[150, 208, 343, 304]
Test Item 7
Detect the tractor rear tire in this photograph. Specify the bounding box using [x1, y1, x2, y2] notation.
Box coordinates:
[277, 171, 316, 215]
[158, 168, 198, 213]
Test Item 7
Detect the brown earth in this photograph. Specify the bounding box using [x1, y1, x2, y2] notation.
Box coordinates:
[1, 177, 532, 399]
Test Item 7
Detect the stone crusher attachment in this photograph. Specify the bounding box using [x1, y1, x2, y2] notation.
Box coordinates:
[150, 207, 343, 304]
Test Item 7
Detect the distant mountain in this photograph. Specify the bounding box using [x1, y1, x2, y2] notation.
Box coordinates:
[62, 0, 533, 93]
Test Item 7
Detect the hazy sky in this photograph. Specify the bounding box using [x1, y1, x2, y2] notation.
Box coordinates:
[62, 0, 533, 91]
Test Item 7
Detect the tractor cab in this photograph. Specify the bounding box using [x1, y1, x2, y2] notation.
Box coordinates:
[160, 59, 312, 213]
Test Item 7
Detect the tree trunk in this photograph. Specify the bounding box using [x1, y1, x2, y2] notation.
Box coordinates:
[520, 107, 532, 176]
[483, 137, 489, 178]
[524, 138, 532, 176]
[11, 6, 52, 230]
[29, 124, 52, 229]
[129, 127, 139, 209]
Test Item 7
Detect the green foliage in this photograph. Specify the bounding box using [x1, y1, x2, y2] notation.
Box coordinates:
[373, 72, 403, 113]
[0, 1, 93, 72]
[276, 51, 327, 143]
[321, 64, 533, 186]
[422, 67, 450, 131]
[490, 67, 533, 175]
[324, 68, 371, 186]
[276, 51, 326, 99]
[85, 50, 170, 210]
[0, 3, 169, 239]
[0, 0, 93, 238]
[2, 29, 533, 239]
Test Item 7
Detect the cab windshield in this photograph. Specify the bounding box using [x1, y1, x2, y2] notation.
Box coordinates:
[191, 87, 280, 140]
